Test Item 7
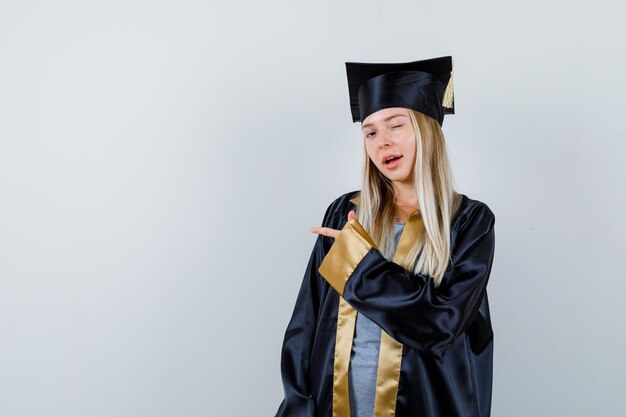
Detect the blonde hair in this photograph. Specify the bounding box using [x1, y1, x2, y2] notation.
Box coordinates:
[356, 109, 462, 287]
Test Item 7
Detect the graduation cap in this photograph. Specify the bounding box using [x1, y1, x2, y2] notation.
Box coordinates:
[345, 55, 454, 126]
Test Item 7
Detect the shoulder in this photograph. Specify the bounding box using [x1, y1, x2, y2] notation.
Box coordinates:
[320, 189, 360, 229]
[454, 193, 496, 231]
[450, 194, 496, 261]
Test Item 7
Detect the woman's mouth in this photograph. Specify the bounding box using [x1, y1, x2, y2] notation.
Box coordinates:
[384, 155, 403, 169]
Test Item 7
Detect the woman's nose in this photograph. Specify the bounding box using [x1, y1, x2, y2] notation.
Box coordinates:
[377, 131, 392, 148]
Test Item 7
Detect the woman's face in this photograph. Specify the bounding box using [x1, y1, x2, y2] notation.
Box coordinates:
[362, 107, 416, 184]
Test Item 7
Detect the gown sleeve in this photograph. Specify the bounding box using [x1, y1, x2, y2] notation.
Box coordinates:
[274, 201, 336, 417]
[318, 202, 495, 358]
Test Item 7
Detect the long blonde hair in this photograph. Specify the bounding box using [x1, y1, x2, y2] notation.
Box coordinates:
[355, 109, 462, 287]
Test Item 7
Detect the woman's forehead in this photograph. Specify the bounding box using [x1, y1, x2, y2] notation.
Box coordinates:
[362, 108, 410, 129]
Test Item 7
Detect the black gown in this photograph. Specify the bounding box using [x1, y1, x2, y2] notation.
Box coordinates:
[274, 189, 496, 417]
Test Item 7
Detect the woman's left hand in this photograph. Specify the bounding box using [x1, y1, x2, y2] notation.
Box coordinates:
[311, 210, 357, 238]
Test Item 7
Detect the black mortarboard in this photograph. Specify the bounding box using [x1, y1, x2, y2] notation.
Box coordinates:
[345, 55, 455, 126]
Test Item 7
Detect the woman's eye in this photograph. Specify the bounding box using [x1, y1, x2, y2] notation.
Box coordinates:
[392, 125, 403, 129]
[366, 132, 376, 138]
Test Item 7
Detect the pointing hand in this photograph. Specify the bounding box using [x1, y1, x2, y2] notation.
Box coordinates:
[310, 210, 357, 238]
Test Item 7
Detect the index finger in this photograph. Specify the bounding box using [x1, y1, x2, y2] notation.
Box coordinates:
[310, 226, 339, 239]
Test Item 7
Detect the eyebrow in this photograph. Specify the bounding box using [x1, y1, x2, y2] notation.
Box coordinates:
[361, 114, 407, 130]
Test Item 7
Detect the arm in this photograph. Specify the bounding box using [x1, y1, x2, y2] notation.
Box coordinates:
[318, 203, 496, 357]
[275, 202, 336, 417]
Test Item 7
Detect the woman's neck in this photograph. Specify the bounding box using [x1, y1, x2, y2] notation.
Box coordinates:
[392, 182, 419, 223]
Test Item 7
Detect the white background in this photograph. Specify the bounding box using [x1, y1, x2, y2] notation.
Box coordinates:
[1, 1, 625, 416]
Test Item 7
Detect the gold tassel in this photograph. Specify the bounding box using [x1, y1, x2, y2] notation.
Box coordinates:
[442, 58, 454, 109]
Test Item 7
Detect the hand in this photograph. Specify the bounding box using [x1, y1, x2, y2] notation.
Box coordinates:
[311, 210, 357, 238]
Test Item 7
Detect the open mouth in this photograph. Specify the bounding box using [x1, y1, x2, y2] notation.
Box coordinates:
[384, 155, 403, 167]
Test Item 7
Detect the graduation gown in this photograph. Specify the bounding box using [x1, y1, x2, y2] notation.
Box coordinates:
[274, 189, 496, 417]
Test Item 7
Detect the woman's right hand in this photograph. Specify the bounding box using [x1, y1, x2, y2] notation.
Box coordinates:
[310, 210, 357, 238]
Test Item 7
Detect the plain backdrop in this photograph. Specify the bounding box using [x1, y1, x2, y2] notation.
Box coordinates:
[1, 1, 625, 416]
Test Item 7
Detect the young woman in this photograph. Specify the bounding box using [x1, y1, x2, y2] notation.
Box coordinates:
[274, 56, 496, 417]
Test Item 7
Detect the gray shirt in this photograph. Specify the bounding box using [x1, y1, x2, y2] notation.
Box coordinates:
[348, 222, 405, 417]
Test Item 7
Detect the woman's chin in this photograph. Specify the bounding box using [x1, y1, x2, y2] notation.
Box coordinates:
[384, 171, 412, 183]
